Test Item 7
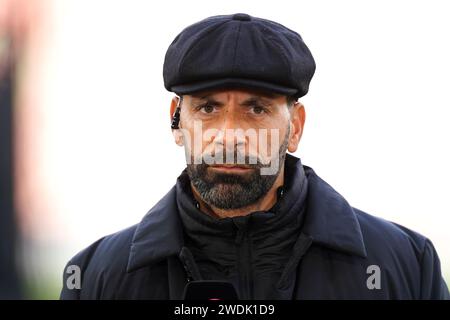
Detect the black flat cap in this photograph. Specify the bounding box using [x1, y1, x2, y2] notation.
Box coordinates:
[163, 13, 316, 99]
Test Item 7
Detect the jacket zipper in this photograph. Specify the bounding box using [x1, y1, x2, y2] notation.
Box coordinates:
[235, 220, 253, 299]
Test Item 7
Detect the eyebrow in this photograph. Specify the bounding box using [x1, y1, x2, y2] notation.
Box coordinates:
[240, 96, 274, 107]
[190, 94, 275, 107]
[190, 93, 214, 100]
[190, 96, 224, 106]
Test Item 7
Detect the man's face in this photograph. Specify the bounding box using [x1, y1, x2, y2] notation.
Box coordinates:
[171, 88, 304, 210]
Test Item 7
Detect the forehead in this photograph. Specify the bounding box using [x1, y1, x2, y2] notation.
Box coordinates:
[185, 88, 285, 101]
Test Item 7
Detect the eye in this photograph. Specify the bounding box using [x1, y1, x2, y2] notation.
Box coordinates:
[250, 105, 267, 115]
[202, 104, 215, 113]
[196, 104, 217, 114]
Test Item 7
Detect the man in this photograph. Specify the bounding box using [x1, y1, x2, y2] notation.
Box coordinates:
[60, 13, 449, 299]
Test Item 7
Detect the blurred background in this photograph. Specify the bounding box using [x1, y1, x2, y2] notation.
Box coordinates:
[1, 0, 449, 299]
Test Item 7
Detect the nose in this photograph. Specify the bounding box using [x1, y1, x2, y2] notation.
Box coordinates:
[213, 109, 246, 150]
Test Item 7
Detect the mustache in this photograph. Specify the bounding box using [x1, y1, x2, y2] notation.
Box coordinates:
[189, 152, 271, 167]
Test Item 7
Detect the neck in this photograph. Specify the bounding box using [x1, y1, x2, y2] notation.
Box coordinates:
[190, 163, 285, 219]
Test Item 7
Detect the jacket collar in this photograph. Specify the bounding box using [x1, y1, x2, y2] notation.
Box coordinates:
[127, 187, 185, 272]
[127, 154, 367, 273]
[301, 164, 367, 258]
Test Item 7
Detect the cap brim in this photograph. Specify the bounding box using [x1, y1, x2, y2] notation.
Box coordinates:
[170, 77, 298, 97]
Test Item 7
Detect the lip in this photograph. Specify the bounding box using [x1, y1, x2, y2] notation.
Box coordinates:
[208, 165, 253, 173]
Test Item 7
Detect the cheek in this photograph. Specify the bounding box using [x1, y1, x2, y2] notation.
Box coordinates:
[252, 109, 290, 129]
[245, 128, 287, 163]
[179, 109, 194, 128]
[259, 128, 285, 159]
[178, 111, 196, 148]
[243, 116, 277, 130]
[177, 126, 216, 161]
[259, 114, 289, 138]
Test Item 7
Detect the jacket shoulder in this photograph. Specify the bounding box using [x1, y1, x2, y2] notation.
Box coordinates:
[354, 207, 427, 257]
[353, 208, 449, 299]
[60, 225, 138, 299]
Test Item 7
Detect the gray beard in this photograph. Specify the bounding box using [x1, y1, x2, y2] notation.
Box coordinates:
[186, 130, 290, 210]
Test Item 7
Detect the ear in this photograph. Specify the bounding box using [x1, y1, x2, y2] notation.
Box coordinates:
[287, 101, 306, 153]
[170, 96, 184, 146]
[169, 95, 180, 123]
